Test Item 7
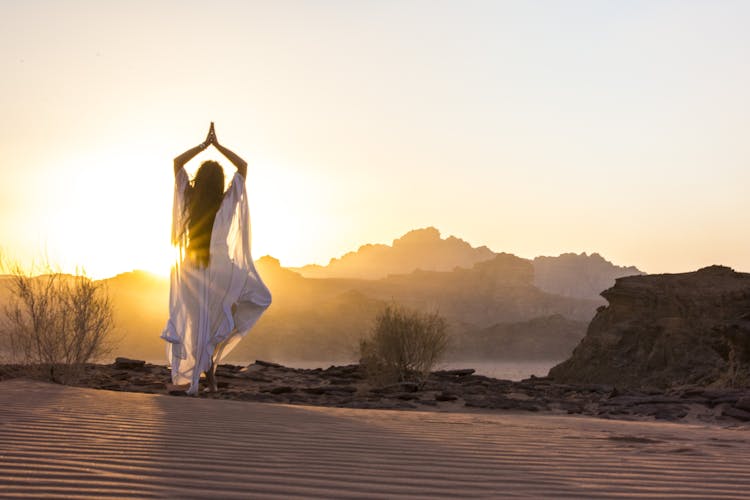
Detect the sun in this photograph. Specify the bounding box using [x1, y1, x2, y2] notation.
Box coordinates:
[20, 148, 174, 279]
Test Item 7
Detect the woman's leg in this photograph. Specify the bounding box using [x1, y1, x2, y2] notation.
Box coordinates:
[205, 337, 230, 392]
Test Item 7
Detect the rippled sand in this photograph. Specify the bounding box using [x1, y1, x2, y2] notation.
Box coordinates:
[1, 379, 748, 499]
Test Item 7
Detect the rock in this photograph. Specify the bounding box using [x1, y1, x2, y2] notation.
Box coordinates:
[394, 393, 419, 401]
[322, 364, 361, 377]
[240, 364, 265, 374]
[506, 392, 533, 401]
[327, 378, 357, 385]
[267, 386, 293, 394]
[370, 382, 421, 394]
[131, 378, 162, 387]
[722, 407, 750, 422]
[302, 386, 328, 395]
[549, 266, 750, 389]
[302, 385, 357, 395]
[254, 360, 284, 368]
[132, 384, 166, 393]
[710, 395, 741, 406]
[557, 401, 584, 414]
[113, 357, 146, 370]
[434, 368, 475, 377]
[215, 365, 243, 378]
[653, 407, 688, 421]
[435, 392, 458, 402]
[464, 396, 521, 410]
[326, 385, 357, 394]
[734, 396, 750, 412]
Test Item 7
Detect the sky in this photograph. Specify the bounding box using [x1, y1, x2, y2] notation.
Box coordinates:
[1, 0, 749, 278]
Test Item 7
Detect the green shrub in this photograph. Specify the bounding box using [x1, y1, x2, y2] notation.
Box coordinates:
[360, 304, 448, 385]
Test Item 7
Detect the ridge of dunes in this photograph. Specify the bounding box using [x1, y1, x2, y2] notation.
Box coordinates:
[1, 379, 748, 499]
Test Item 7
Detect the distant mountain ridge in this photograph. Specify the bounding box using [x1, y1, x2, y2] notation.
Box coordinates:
[295, 227, 643, 300]
[295, 227, 495, 279]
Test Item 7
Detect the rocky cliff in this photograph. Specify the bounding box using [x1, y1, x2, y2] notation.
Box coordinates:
[549, 266, 750, 388]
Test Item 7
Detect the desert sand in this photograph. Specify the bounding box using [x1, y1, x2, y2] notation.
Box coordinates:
[0, 379, 749, 499]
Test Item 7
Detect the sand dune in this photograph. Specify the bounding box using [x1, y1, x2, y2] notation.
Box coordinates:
[0, 379, 748, 499]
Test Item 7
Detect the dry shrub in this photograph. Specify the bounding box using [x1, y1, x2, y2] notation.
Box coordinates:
[360, 304, 448, 386]
[1, 268, 115, 383]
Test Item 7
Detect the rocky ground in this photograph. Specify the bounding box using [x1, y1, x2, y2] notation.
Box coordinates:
[2, 357, 750, 426]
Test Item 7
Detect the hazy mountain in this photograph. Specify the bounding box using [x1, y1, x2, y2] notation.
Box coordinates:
[533, 253, 643, 301]
[294, 227, 495, 279]
[294, 228, 643, 301]
[450, 315, 588, 361]
[348, 253, 599, 327]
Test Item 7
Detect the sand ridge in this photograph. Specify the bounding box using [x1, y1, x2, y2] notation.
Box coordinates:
[0, 379, 749, 499]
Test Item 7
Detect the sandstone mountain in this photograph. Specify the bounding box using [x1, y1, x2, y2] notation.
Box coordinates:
[549, 266, 750, 388]
[295, 228, 642, 301]
[295, 227, 495, 279]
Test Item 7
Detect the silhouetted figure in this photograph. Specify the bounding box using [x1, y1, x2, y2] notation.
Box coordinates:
[161, 123, 271, 395]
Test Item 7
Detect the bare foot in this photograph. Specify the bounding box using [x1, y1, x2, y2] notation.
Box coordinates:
[205, 367, 218, 393]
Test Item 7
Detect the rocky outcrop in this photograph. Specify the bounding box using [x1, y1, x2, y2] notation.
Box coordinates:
[5, 360, 750, 423]
[549, 266, 750, 389]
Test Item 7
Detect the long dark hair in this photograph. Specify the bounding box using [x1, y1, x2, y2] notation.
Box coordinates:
[187, 160, 225, 267]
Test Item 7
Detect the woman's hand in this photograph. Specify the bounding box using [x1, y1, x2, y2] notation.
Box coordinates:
[175, 122, 216, 175]
[202, 122, 217, 149]
[211, 125, 247, 179]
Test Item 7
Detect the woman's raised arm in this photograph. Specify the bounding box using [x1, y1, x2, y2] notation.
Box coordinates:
[173, 124, 214, 175]
[210, 124, 248, 179]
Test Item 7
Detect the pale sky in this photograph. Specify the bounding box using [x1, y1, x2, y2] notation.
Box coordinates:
[1, 0, 749, 278]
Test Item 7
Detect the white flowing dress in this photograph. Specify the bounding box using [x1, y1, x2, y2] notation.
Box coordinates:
[161, 167, 271, 394]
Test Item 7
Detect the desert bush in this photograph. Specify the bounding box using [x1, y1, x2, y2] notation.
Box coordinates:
[1, 268, 115, 383]
[359, 304, 449, 385]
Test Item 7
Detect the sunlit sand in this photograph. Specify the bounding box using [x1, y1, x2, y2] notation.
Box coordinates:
[1, 379, 748, 499]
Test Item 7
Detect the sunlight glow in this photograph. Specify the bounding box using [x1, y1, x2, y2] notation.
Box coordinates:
[1, 1, 749, 276]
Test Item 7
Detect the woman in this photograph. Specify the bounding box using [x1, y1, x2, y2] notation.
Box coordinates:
[161, 123, 272, 395]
